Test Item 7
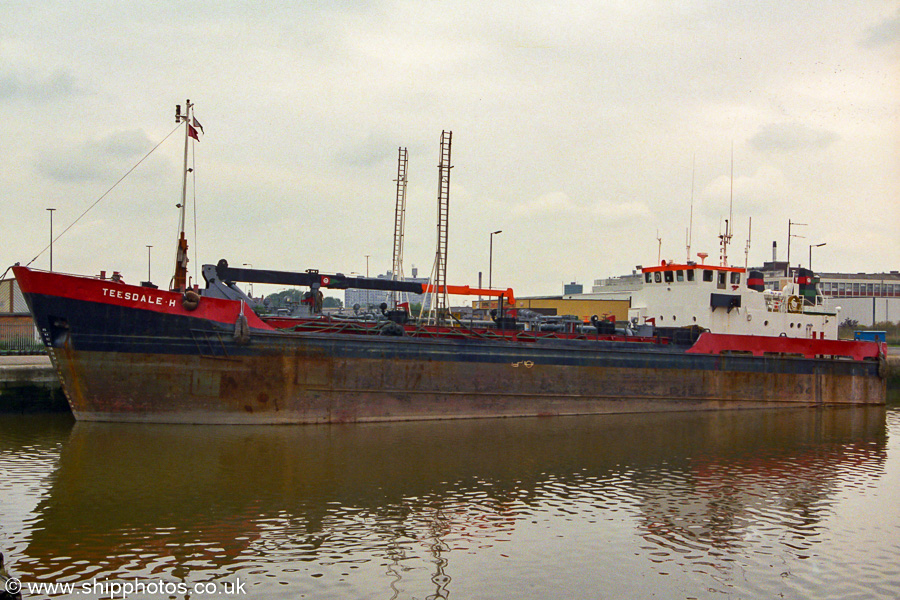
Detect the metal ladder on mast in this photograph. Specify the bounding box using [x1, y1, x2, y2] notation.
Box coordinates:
[425, 131, 452, 324]
[390, 147, 409, 308]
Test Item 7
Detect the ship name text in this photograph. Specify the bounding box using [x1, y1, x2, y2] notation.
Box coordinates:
[101, 287, 177, 307]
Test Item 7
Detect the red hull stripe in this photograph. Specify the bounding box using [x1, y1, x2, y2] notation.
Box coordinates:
[12, 267, 273, 331]
[687, 332, 885, 361]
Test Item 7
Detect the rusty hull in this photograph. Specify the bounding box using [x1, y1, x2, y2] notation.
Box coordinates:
[51, 332, 886, 425]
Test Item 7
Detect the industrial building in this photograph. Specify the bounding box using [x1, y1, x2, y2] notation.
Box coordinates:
[754, 261, 900, 326]
[0, 277, 41, 352]
[343, 268, 431, 312]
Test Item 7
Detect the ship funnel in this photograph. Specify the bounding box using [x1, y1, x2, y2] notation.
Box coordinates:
[748, 270, 765, 292]
[794, 267, 817, 306]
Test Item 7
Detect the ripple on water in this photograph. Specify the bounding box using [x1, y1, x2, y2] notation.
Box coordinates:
[1, 408, 899, 599]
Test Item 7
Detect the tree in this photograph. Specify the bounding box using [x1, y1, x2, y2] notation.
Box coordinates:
[265, 289, 303, 308]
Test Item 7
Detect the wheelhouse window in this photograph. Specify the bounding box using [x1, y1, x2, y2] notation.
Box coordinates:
[654, 272, 662, 283]
[717, 271, 726, 289]
[644, 272, 652, 284]
[703, 270, 713, 282]
[687, 270, 695, 282]
[664, 271, 674, 283]
[676, 270, 684, 282]
[730, 272, 741, 285]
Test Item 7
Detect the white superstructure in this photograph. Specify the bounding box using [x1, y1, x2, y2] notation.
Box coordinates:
[628, 261, 839, 340]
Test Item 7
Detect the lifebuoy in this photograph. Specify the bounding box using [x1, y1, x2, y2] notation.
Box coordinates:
[182, 290, 201, 311]
[786, 296, 802, 313]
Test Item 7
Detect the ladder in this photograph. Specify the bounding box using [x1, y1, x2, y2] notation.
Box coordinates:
[425, 131, 452, 324]
[390, 147, 408, 308]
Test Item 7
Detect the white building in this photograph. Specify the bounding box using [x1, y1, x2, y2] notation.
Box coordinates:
[344, 268, 431, 312]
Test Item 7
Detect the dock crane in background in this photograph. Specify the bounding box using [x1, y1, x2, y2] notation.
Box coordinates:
[207, 132, 515, 320]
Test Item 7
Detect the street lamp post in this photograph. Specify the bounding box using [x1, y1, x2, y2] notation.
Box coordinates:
[146, 245, 153, 282]
[809, 243, 826, 272]
[489, 230, 502, 311]
[489, 230, 502, 290]
[243, 263, 253, 297]
[46, 208, 56, 271]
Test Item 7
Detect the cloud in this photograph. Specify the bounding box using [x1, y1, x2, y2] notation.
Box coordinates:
[512, 191, 578, 216]
[1, 1, 898, 290]
[0, 68, 80, 102]
[860, 9, 900, 48]
[35, 129, 154, 182]
[334, 133, 397, 168]
[589, 198, 652, 222]
[749, 123, 839, 153]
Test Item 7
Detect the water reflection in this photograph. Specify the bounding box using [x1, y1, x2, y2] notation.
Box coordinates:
[1, 407, 889, 599]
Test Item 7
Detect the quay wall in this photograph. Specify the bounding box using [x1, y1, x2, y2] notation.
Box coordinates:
[0, 355, 68, 412]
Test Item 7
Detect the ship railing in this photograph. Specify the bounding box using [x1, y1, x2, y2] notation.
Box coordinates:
[763, 291, 785, 313]
[280, 316, 666, 346]
[763, 291, 816, 315]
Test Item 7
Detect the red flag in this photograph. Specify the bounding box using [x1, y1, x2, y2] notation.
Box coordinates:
[188, 124, 200, 141]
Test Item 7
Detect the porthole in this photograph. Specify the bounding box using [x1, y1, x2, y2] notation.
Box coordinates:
[764, 320, 769, 326]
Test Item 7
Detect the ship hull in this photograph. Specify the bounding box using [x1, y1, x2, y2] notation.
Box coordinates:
[14, 267, 886, 424]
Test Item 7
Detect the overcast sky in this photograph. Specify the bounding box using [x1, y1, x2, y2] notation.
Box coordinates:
[2, 1, 898, 299]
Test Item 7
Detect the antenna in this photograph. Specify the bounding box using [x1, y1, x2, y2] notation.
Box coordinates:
[729, 143, 734, 238]
[656, 229, 662, 265]
[686, 154, 695, 263]
[719, 145, 734, 267]
[744, 216, 752, 269]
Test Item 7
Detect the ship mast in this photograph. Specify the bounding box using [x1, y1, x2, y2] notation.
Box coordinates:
[425, 131, 452, 325]
[390, 147, 409, 308]
[173, 100, 194, 292]
[719, 145, 734, 267]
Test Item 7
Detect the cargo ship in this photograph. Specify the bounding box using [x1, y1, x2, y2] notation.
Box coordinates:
[11, 252, 888, 424]
[9, 103, 888, 424]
